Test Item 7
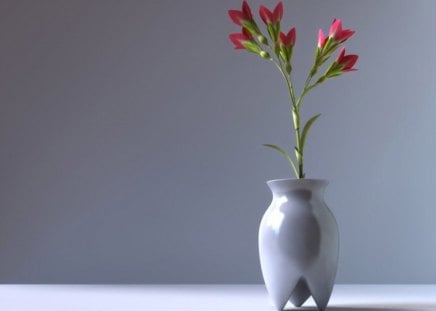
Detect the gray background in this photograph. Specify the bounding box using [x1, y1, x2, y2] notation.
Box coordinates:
[0, 0, 435, 284]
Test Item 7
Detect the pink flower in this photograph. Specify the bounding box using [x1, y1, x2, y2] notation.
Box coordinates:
[228, 0, 254, 26]
[329, 19, 355, 43]
[279, 27, 296, 47]
[318, 29, 327, 49]
[229, 28, 252, 49]
[336, 47, 358, 72]
[259, 2, 283, 25]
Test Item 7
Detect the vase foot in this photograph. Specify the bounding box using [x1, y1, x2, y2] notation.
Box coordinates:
[306, 278, 334, 311]
[289, 278, 310, 307]
[266, 274, 335, 311]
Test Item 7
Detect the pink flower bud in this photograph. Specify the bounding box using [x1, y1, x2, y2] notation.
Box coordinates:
[259, 2, 283, 25]
[228, 1, 254, 26]
[336, 47, 358, 72]
[242, 0, 253, 20]
[329, 19, 355, 43]
[229, 28, 254, 50]
[280, 27, 296, 47]
[318, 29, 327, 49]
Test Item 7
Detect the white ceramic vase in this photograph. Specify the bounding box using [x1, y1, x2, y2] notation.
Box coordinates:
[259, 179, 339, 311]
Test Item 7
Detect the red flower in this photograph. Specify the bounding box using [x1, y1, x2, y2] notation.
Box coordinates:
[336, 47, 358, 72]
[241, 1, 253, 19]
[318, 29, 327, 49]
[259, 2, 283, 25]
[279, 27, 296, 47]
[229, 28, 252, 49]
[329, 19, 355, 43]
[228, 0, 254, 26]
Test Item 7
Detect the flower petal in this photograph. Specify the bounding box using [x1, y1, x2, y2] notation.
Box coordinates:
[242, 0, 253, 20]
[335, 29, 355, 42]
[259, 5, 273, 24]
[229, 33, 247, 49]
[279, 31, 287, 45]
[342, 54, 358, 70]
[288, 27, 296, 46]
[228, 10, 245, 26]
[329, 19, 342, 38]
[336, 47, 346, 63]
[318, 29, 326, 48]
[242, 27, 252, 38]
[335, 47, 358, 71]
[273, 2, 283, 22]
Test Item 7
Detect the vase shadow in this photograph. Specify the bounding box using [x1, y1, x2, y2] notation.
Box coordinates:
[284, 305, 436, 311]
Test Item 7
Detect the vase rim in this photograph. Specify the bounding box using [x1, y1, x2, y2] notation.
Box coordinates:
[267, 178, 328, 184]
[266, 178, 328, 193]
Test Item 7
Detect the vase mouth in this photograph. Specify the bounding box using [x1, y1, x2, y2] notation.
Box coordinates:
[267, 178, 328, 185]
[266, 178, 328, 193]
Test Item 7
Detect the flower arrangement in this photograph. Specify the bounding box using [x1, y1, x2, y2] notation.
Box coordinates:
[228, 1, 358, 178]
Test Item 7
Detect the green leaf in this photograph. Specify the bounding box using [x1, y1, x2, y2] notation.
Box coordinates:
[279, 47, 288, 63]
[274, 44, 280, 58]
[242, 41, 261, 54]
[327, 71, 342, 78]
[263, 144, 298, 178]
[257, 35, 268, 45]
[288, 46, 293, 61]
[242, 23, 257, 36]
[323, 37, 333, 52]
[300, 114, 321, 154]
[325, 62, 340, 77]
[285, 63, 292, 74]
[259, 51, 270, 59]
[315, 47, 320, 63]
[267, 24, 276, 42]
[275, 22, 281, 40]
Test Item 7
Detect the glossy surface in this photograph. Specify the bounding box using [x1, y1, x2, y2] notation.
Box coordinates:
[259, 179, 339, 310]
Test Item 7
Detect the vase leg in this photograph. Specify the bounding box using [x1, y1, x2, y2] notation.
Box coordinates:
[289, 278, 310, 307]
[306, 278, 334, 311]
[265, 277, 300, 311]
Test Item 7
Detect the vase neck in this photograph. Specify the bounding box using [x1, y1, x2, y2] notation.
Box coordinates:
[267, 179, 327, 199]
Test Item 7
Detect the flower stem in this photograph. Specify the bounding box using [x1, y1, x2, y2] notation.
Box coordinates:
[291, 63, 319, 178]
[271, 59, 301, 179]
[268, 44, 320, 179]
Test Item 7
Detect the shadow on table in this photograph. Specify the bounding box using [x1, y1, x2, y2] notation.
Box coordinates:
[285, 305, 436, 311]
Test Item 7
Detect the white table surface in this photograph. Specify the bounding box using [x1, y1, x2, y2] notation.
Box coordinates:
[0, 285, 435, 311]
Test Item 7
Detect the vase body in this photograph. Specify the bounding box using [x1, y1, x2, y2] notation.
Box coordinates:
[259, 179, 339, 311]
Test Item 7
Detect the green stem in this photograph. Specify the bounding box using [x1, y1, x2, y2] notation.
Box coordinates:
[297, 66, 316, 111]
[293, 65, 318, 178]
[272, 60, 300, 179]
[293, 105, 303, 178]
[266, 42, 322, 179]
[277, 56, 297, 104]
[272, 60, 296, 107]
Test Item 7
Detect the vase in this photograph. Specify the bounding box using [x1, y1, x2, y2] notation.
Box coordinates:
[258, 178, 339, 311]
